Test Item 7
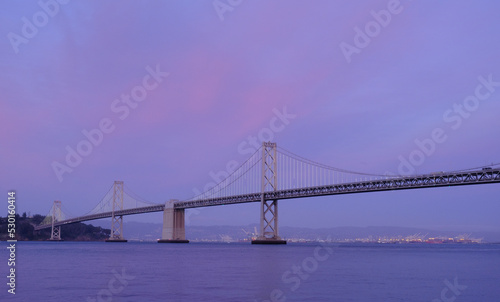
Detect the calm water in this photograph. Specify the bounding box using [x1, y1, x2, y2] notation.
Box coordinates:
[1, 242, 499, 301]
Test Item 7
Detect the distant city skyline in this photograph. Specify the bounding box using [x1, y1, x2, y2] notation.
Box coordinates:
[1, 1, 499, 232]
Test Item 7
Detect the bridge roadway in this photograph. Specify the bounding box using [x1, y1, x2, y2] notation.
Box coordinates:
[34, 168, 500, 230]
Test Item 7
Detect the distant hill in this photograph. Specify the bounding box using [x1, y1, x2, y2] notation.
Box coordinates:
[91, 221, 500, 243]
[6, 214, 497, 242]
[0, 214, 110, 241]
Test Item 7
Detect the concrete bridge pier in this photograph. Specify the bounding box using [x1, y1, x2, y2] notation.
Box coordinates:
[158, 200, 189, 243]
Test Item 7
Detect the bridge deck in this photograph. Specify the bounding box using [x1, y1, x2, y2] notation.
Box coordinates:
[35, 169, 500, 230]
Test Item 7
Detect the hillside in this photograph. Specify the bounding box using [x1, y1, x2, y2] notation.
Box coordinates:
[0, 214, 110, 241]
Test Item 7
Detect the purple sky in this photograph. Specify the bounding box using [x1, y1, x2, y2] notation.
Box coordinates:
[1, 0, 499, 232]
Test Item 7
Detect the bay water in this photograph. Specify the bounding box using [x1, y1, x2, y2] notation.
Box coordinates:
[1, 242, 499, 301]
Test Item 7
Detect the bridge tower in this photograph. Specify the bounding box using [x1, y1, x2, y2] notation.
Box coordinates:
[253, 142, 286, 244]
[105, 181, 127, 242]
[158, 199, 189, 243]
[49, 200, 62, 241]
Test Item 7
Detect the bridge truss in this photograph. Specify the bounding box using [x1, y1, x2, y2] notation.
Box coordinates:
[35, 142, 500, 243]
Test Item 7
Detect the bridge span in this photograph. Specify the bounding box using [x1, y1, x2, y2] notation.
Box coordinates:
[35, 142, 500, 244]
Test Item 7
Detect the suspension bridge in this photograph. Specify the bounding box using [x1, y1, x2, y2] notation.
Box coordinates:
[35, 142, 500, 244]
